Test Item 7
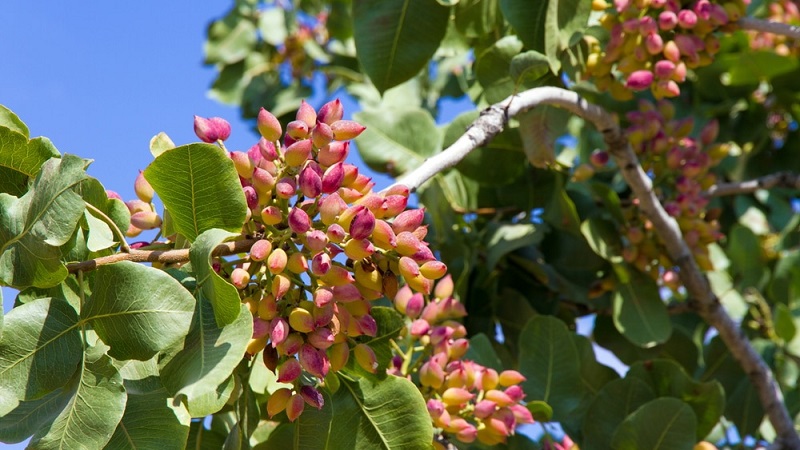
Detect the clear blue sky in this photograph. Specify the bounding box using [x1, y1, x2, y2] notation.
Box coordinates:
[0, 3, 622, 447]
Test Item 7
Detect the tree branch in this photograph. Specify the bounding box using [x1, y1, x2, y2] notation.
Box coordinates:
[66, 238, 258, 273]
[704, 171, 800, 197]
[391, 86, 800, 449]
[738, 17, 800, 40]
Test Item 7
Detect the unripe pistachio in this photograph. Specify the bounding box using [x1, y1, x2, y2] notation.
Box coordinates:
[130, 210, 162, 229]
[229, 268, 250, 290]
[134, 170, 154, 203]
[320, 193, 347, 225]
[296, 100, 317, 128]
[420, 261, 447, 280]
[354, 262, 383, 292]
[474, 400, 498, 419]
[194, 116, 231, 143]
[304, 230, 328, 253]
[284, 139, 313, 167]
[242, 185, 258, 209]
[299, 165, 322, 198]
[262, 345, 279, 371]
[505, 385, 525, 402]
[260, 206, 283, 225]
[299, 344, 329, 378]
[410, 319, 430, 337]
[257, 108, 282, 142]
[277, 332, 304, 356]
[320, 265, 355, 286]
[354, 343, 378, 373]
[442, 388, 474, 407]
[286, 120, 310, 140]
[392, 209, 425, 234]
[484, 389, 514, 407]
[658, 10, 677, 30]
[286, 393, 305, 422]
[434, 274, 454, 299]
[383, 195, 409, 217]
[288, 207, 312, 234]
[625, 70, 654, 91]
[311, 121, 333, 149]
[267, 248, 288, 274]
[357, 314, 378, 337]
[328, 342, 349, 372]
[311, 252, 332, 276]
[258, 137, 279, 161]
[326, 223, 347, 243]
[318, 141, 349, 167]
[321, 162, 345, 194]
[644, 33, 664, 55]
[289, 307, 315, 333]
[510, 404, 534, 424]
[420, 360, 445, 388]
[258, 294, 278, 320]
[308, 327, 335, 349]
[230, 151, 254, 178]
[271, 317, 290, 347]
[663, 40, 680, 62]
[317, 99, 344, 125]
[287, 252, 308, 274]
[349, 207, 376, 240]
[330, 120, 366, 140]
[344, 238, 375, 260]
[300, 385, 325, 410]
[276, 176, 297, 199]
[272, 274, 291, 299]
[499, 370, 526, 386]
[267, 387, 293, 417]
[277, 358, 302, 383]
[252, 167, 276, 197]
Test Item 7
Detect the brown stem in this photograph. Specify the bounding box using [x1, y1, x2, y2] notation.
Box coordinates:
[704, 172, 800, 197]
[66, 238, 258, 273]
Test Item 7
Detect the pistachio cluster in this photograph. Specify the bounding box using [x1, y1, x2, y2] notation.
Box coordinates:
[586, 0, 746, 99]
[389, 278, 534, 446]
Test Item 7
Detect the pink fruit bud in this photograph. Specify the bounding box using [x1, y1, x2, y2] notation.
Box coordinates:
[287, 120, 310, 140]
[311, 252, 332, 276]
[308, 327, 335, 349]
[677, 9, 697, 28]
[709, 3, 728, 25]
[442, 388, 474, 406]
[349, 207, 376, 240]
[399, 256, 421, 280]
[645, 33, 664, 55]
[405, 293, 425, 319]
[286, 393, 305, 422]
[252, 168, 276, 197]
[300, 385, 325, 410]
[130, 210, 162, 230]
[392, 209, 425, 234]
[499, 370, 526, 386]
[271, 317, 290, 346]
[372, 220, 397, 250]
[320, 193, 347, 225]
[357, 314, 378, 337]
[327, 342, 349, 372]
[655, 80, 681, 97]
[638, 16, 657, 34]
[277, 357, 302, 383]
[321, 265, 355, 286]
[330, 120, 366, 140]
[299, 344, 329, 378]
[288, 207, 312, 234]
[243, 186, 259, 209]
[318, 141, 349, 167]
[332, 284, 363, 303]
[277, 333, 304, 356]
[485, 389, 514, 407]
[271, 274, 290, 299]
[312, 121, 334, 149]
[420, 261, 447, 280]
[299, 166, 322, 198]
[317, 99, 344, 125]
[230, 151, 254, 178]
[663, 40, 680, 62]
[253, 317, 269, 339]
[106, 190, 122, 200]
[193, 116, 231, 143]
[296, 100, 317, 128]
[510, 404, 534, 424]
[505, 385, 525, 402]
[658, 10, 678, 30]
[250, 239, 273, 262]
[410, 319, 430, 337]
[258, 137, 279, 161]
[654, 60, 676, 79]
[321, 163, 345, 194]
[258, 108, 282, 142]
[344, 238, 375, 260]
[625, 70, 654, 91]
[693, 0, 711, 19]
[383, 195, 408, 218]
[284, 139, 313, 167]
[700, 119, 719, 145]
[134, 170, 154, 203]
[276, 176, 297, 199]
[474, 400, 497, 419]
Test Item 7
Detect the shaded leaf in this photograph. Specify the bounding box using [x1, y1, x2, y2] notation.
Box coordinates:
[582, 378, 656, 450]
[143, 143, 247, 242]
[485, 223, 545, 270]
[464, 333, 504, 372]
[475, 36, 524, 103]
[0, 298, 82, 401]
[83, 261, 195, 361]
[612, 264, 672, 347]
[353, 0, 450, 93]
[519, 316, 584, 419]
[106, 387, 191, 450]
[610, 398, 696, 450]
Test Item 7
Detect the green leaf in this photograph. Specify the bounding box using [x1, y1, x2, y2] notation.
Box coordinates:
[455, 0, 502, 39]
[612, 264, 672, 347]
[581, 217, 623, 262]
[0, 381, 73, 444]
[186, 421, 227, 449]
[527, 400, 553, 422]
[0, 126, 60, 178]
[0, 298, 82, 402]
[518, 106, 570, 169]
[627, 359, 725, 439]
[443, 111, 526, 186]
[610, 398, 697, 450]
[160, 297, 251, 414]
[582, 378, 656, 450]
[83, 261, 196, 361]
[509, 50, 551, 85]
[352, 0, 450, 93]
[296, 375, 433, 449]
[0, 155, 89, 289]
[205, 11, 258, 65]
[725, 51, 799, 85]
[143, 143, 247, 242]
[258, 8, 287, 46]
[353, 107, 441, 177]
[0, 105, 29, 137]
[775, 303, 797, 342]
[106, 387, 191, 450]
[725, 378, 763, 436]
[28, 347, 127, 450]
[475, 36, 524, 103]
[77, 177, 131, 239]
[545, 0, 591, 61]
[573, 334, 619, 395]
[499, 0, 546, 53]
[189, 229, 242, 327]
[84, 209, 116, 252]
[182, 376, 235, 418]
[518, 316, 584, 419]
[484, 223, 545, 270]
[727, 224, 766, 289]
[150, 132, 176, 158]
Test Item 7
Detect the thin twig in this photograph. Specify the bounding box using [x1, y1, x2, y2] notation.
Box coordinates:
[738, 17, 800, 40]
[704, 172, 800, 197]
[386, 86, 800, 449]
[66, 238, 258, 273]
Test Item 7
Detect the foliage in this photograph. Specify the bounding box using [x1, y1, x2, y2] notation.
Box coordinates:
[2, 0, 800, 449]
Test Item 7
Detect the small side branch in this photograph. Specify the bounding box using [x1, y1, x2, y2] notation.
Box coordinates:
[738, 17, 800, 40]
[704, 172, 800, 197]
[66, 238, 257, 273]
